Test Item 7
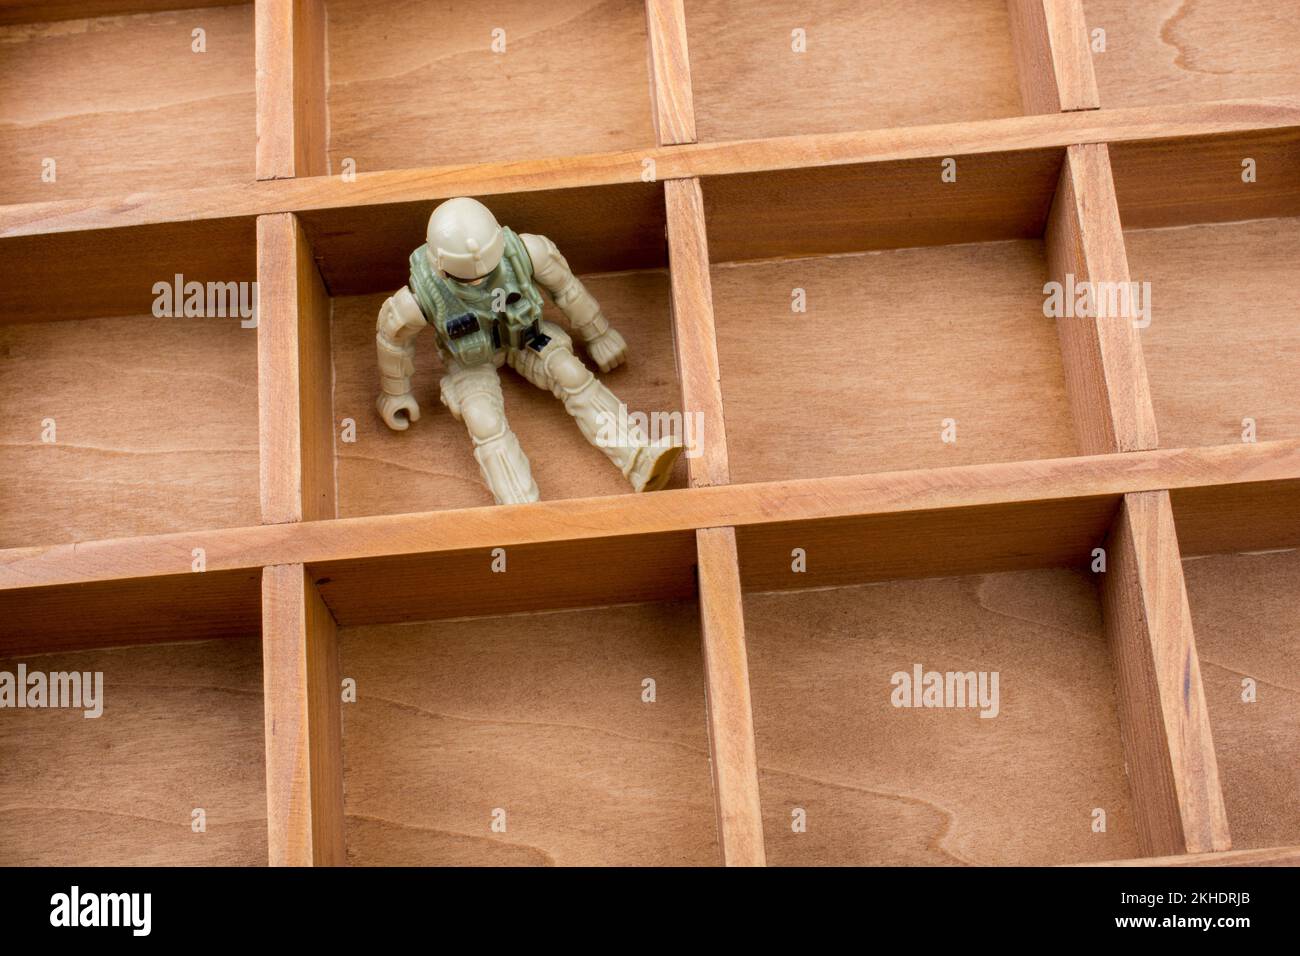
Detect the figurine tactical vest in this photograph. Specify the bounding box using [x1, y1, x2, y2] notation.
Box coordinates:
[408, 227, 547, 367]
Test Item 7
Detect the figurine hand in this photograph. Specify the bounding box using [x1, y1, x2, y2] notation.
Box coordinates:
[377, 392, 421, 430]
[586, 328, 628, 373]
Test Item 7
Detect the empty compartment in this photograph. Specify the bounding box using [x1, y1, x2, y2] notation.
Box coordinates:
[0, 221, 260, 547]
[1083, 0, 1300, 109]
[743, 567, 1141, 865]
[0, 2, 254, 205]
[338, 600, 717, 865]
[0, 634, 266, 865]
[1181, 546, 1300, 850]
[685, 0, 1023, 142]
[705, 152, 1077, 484]
[324, 0, 656, 174]
[312, 183, 687, 516]
[1124, 217, 1300, 449]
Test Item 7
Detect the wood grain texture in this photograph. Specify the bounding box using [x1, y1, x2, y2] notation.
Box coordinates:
[5, 441, 1299, 596]
[1007, 0, 1100, 114]
[332, 271, 686, 517]
[339, 601, 718, 865]
[1126, 217, 1300, 448]
[644, 0, 696, 145]
[0, 314, 260, 548]
[0, 3, 254, 205]
[262, 563, 345, 866]
[0, 635, 266, 865]
[685, 0, 1022, 141]
[257, 213, 335, 523]
[1182, 549, 1300, 850]
[1084, 0, 1300, 109]
[713, 241, 1077, 483]
[665, 179, 727, 486]
[695, 527, 763, 865]
[704, 147, 1066, 263]
[1086, 844, 1300, 867]
[323, 0, 655, 175]
[1101, 490, 1230, 856]
[1173, 477, 1300, 557]
[256, 0, 327, 179]
[746, 569, 1140, 865]
[1046, 143, 1158, 455]
[3, 100, 1295, 244]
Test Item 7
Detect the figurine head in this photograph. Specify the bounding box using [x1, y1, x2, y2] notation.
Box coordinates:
[426, 197, 505, 283]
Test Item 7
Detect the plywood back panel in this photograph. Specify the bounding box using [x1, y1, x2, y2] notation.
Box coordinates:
[339, 601, 717, 865]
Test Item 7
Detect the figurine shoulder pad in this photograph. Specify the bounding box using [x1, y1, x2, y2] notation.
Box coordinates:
[520, 233, 566, 274]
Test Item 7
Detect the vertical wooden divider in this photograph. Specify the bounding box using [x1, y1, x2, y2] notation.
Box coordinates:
[665, 177, 765, 865]
[1046, 144, 1231, 857]
[256, 0, 328, 179]
[1006, 0, 1099, 114]
[256, 212, 344, 863]
[644, 0, 697, 145]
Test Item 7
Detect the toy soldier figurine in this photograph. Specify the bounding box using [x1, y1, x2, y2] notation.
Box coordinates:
[375, 197, 681, 505]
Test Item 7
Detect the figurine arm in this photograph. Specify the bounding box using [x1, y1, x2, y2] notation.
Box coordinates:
[521, 232, 627, 372]
[375, 286, 428, 430]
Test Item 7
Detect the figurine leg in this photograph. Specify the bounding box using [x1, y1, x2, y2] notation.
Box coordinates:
[439, 360, 539, 505]
[508, 321, 681, 493]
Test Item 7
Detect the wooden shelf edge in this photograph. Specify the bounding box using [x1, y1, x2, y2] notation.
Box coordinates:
[1072, 844, 1300, 867]
[2, 440, 1296, 593]
[3, 98, 1296, 241]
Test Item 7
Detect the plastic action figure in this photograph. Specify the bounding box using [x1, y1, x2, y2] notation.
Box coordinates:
[375, 197, 681, 505]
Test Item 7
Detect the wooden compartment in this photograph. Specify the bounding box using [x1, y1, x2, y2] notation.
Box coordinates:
[704, 152, 1078, 484]
[338, 599, 716, 866]
[684, 0, 1023, 142]
[323, 0, 657, 175]
[311, 183, 688, 517]
[0, 634, 266, 865]
[1083, 0, 1300, 110]
[0, 216, 261, 547]
[1123, 216, 1300, 449]
[1180, 544, 1300, 852]
[743, 566, 1141, 865]
[0, 2, 254, 205]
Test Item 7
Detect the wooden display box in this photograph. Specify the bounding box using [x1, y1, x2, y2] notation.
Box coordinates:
[1, 0, 1297, 868]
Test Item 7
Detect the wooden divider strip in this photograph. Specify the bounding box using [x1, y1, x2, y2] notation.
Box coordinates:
[696, 526, 766, 866]
[644, 0, 697, 145]
[256, 0, 328, 180]
[257, 212, 335, 523]
[1006, 0, 1100, 114]
[1101, 491, 1232, 856]
[1046, 142, 1158, 455]
[262, 563, 346, 866]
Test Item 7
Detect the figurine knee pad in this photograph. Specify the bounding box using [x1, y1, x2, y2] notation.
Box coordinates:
[460, 392, 508, 445]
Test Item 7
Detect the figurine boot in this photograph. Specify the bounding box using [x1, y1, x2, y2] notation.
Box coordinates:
[440, 360, 540, 505]
[509, 321, 681, 492]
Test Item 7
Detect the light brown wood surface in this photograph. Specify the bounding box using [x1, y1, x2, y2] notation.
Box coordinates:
[695, 526, 764, 865]
[339, 601, 718, 865]
[1127, 217, 1300, 448]
[257, 213, 335, 523]
[262, 563, 345, 865]
[1006, 0, 1099, 114]
[0, 635, 266, 865]
[0, 314, 260, 548]
[713, 240, 1077, 483]
[746, 568, 1141, 865]
[1101, 491, 1229, 856]
[645, 0, 696, 145]
[256, 0, 327, 179]
[1046, 143, 1158, 455]
[685, 0, 1022, 141]
[0, 0, 240, 25]
[323, 0, 656, 175]
[0, 4, 254, 205]
[1084, 0, 1300, 109]
[1182, 549, 1300, 850]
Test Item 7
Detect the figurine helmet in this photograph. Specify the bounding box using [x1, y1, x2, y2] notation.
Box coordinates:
[426, 197, 505, 281]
